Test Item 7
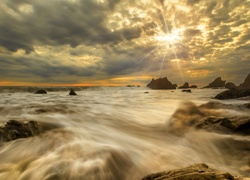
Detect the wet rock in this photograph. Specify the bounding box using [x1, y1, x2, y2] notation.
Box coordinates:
[190, 85, 198, 88]
[0, 120, 60, 142]
[204, 77, 226, 88]
[182, 89, 191, 93]
[69, 89, 77, 95]
[215, 89, 250, 100]
[147, 77, 176, 90]
[34, 89, 47, 94]
[142, 163, 237, 180]
[239, 73, 250, 89]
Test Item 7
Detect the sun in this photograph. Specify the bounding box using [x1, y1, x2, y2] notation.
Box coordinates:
[155, 28, 184, 46]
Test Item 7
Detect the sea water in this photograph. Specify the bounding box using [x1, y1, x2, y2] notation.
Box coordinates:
[0, 87, 249, 179]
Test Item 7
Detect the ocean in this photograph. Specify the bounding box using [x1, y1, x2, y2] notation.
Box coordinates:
[0, 87, 249, 180]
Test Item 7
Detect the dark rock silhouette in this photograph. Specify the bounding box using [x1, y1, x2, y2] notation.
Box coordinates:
[34, 89, 47, 94]
[69, 89, 77, 95]
[178, 82, 189, 89]
[142, 163, 235, 180]
[225, 82, 237, 89]
[204, 77, 226, 88]
[0, 120, 61, 142]
[189, 85, 197, 88]
[182, 89, 191, 93]
[147, 77, 176, 90]
[215, 88, 250, 100]
[239, 73, 250, 89]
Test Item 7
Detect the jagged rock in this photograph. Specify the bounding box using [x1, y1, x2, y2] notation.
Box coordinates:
[182, 89, 191, 93]
[34, 89, 47, 94]
[215, 88, 250, 100]
[190, 85, 198, 88]
[239, 73, 250, 89]
[178, 82, 189, 89]
[204, 77, 226, 88]
[147, 77, 176, 90]
[69, 89, 77, 95]
[142, 163, 238, 180]
[0, 120, 60, 142]
[225, 82, 237, 89]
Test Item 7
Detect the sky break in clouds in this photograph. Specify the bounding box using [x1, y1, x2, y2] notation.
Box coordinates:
[0, 0, 250, 86]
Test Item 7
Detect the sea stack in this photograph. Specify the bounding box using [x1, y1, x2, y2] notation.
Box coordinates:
[178, 82, 189, 89]
[147, 77, 176, 90]
[204, 77, 226, 88]
[69, 89, 77, 95]
[34, 89, 47, 94]
[239, 73, 250, 89]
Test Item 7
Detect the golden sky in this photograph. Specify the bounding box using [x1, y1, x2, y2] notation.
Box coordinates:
[0, 0, 249, 86]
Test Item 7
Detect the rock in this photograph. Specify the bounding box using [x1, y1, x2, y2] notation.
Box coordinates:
[34, 89, 47, 94]
[239, 73, 250, 89]
[173, 84, 178, 88]
[147, 77, 176, 90]
[225, 82, 237, 89]
[215, 88, 250, 100]
[0, 120, 60, 142]
[181, 89, 191, 92]
[190, 85, 198, 88]
[144, 92, 149, 93]
[142, 163, 237, 180]
[178, 82, 189, 89]
[204, 77, 226, 88]
[69, 89, 77, 95]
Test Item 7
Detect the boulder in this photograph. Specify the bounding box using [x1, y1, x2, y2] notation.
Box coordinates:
[34, 89, 47, 94]
[69, 89, 77, 95]
[142, 163, 237, 180]
[225, 82, 237, 89]
[0, 120, 60, 142]
[239, 73, 250, 89]
[204, 77, 226, 88]
[147, 77, 176, 90]
[178, 82, 189, 89]
[215, 88, 250, 100]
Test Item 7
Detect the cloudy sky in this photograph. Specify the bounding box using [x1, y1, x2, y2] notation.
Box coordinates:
[0, 0, 249, 86]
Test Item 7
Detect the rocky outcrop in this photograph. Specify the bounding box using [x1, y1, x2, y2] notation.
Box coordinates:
[69, 89, 77, 95]
[215, 88, 250, 100]
[178, 82, 189, 89]
[190, 85, 198, 88]
[225, 82, 237, 89]
[0, 120, 60, 142]
[142, 163, 238, 180]
[34, 89, 47, 94]
[147, 77, 176, 90]
[239, 73, 250, 89]
[204, 77, 226, 88]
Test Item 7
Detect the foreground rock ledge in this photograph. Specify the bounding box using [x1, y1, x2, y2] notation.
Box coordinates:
[0, 120, 60, 142]
[142, 163, 242, 180]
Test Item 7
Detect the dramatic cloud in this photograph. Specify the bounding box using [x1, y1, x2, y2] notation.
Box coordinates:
[0, 0, 249, 86]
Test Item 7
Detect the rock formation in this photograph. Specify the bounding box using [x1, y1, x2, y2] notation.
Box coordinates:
[189, 85, 198, 88]
[178, 82, 189, 89]
[69, 89, 77, 95]
[147, 77, 176, 90]
[225, 82, 237, 89]
[142, 163, 238, 180]
[204, 77, 226, 88]
[239, 73, 250, 89]
[215, 88, 250, 100]
[182, 89, 191, 93]
[0, 120, 60, 142]
[34, 89, 47, 94]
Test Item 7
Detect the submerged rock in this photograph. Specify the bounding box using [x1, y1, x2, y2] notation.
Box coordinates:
[147, 77, 176, 90]
[69, 89, 77, 95]
[142, 163, 237, 180]
[182, 89, 191, 93]
[0, 120, 60, 142]
[34, 89, 47, 94]
[190, 85, 198, 88]
[204, 77, 226, 88]
[215, 88, 250, 100]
